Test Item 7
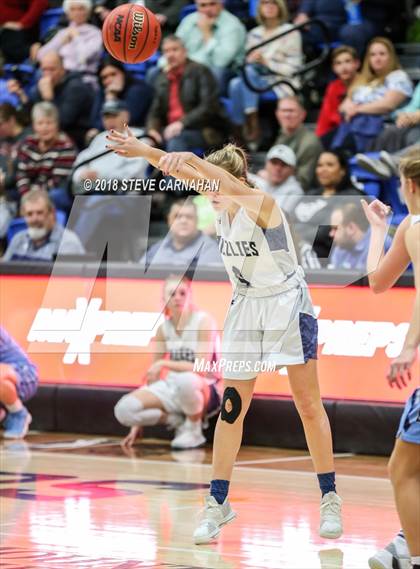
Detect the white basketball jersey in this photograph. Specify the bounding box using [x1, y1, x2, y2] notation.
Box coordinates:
[162, 311, 219, 379]
[216, 207, 304, 290]
[411, 214, 420, 226]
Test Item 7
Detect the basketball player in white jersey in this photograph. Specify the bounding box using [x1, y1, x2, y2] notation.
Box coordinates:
[362, 147, 420, 569]
[107, 130, 343, 543]
[114, 275, 221, 450]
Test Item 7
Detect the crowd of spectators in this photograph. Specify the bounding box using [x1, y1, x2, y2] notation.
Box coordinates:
[0, 0, 418, 274]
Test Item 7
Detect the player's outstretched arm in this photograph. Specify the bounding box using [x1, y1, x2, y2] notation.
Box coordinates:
[107, 128, 281, 228]
[106, 127, 204, 183]
[362, 199, 411, 293]
[158, 151, 281, 228]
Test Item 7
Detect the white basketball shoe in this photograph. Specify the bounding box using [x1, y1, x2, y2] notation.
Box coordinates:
[193, 495, 236, 544]
[319, 492, 343, 539]
[368, 535, 411, 569]
[171, 419, 206, 449]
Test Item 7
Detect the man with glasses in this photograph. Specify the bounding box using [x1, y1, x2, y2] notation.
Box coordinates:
[175, 0, 246, 93]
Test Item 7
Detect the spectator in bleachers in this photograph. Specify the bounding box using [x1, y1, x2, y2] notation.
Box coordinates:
[316, 45, 360, 144]
[0, 0, 48, 63]
[146, 36, 228, 152]
[271, 96, 323, 191]
[32, 0, 103, 81]
[89, 56, 154, 135]
[146, 0, 190, 36]
[72, 100, 149, 192]
[291, 150, 366, 264]
[2, 188, 85, 261]
[0, 103, 30, 196]
[0, 326, 38, 439]
[175, 0, 246, 93]
[249, 144, 304, 216]
[16, 102, 77, 212]
[139, 199, 222, 268]
[294, 0, 396, 57]
[328, 201, 371, 270]
[355, 83, 420, 178]
[30, 52, 94, 149]
[228, 0, 302, 145]
[69, 100, 151, 246]
[337, 37, 413, 152]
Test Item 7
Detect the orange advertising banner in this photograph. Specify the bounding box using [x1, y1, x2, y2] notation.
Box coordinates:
[0, 274, 416, 403]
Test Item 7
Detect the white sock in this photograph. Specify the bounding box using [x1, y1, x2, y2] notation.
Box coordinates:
[6, 401, 23, 413]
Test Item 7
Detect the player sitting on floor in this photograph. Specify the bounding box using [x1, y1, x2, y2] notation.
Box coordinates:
[114, 275, 221, 450]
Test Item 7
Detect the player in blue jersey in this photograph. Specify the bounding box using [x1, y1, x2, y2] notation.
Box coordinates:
[0, 327, 38, 439]
[362, 147, 420, 569]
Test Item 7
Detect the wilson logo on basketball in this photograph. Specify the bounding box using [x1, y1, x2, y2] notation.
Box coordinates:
[129, 11, 144, 50]
[113, 14, 123, 42]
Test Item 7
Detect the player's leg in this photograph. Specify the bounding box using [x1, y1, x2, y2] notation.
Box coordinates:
[287, 359, 342, 539]
[114, 386, 172, 433]
[369, 390, 420, 569]
[0, 363, 32, 439]
[170, 372, 210, 449]
[389, 439, 420, 567]
[194, 377, 256, 544]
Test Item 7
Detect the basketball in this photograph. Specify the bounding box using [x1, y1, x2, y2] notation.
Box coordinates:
[102, 3, 161, 64]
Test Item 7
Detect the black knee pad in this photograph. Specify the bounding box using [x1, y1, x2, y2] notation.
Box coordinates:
[221, 387, 242, 424]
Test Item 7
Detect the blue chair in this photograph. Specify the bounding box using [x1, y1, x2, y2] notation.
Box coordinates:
[39, 8, 64, 41]
[3, 63, 37, 92]
[380, 176, 408, 226]
[180, 3, 197, 20]
[249, 0, 258, 18]
[6, 218, 27, 243]
[124, 62, 147, 80]
[349, 155, 381, 198]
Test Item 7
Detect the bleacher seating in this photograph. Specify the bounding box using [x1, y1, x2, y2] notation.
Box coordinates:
[39, 7, 64, 41]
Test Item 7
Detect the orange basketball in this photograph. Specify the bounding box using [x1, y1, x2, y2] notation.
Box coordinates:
[102, 3, 161, 64]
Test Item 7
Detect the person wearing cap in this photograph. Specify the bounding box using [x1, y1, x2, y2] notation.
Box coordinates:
[273, 96, 323, 191]
[69, 100, 151, 246]
[72, 100, 149, 191]
[249, 144, 304, 216]
[33, 0, 103, 79]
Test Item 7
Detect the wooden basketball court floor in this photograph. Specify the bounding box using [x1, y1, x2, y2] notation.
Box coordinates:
[1, 433, 397, 569]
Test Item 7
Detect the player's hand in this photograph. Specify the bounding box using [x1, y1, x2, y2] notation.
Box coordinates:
[158, 151, 194, 175]
[361, 199, 391, 230]
[121, 425, 142, 447]
[106, 125, 145, 157]
[387, 347, 417, 389]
